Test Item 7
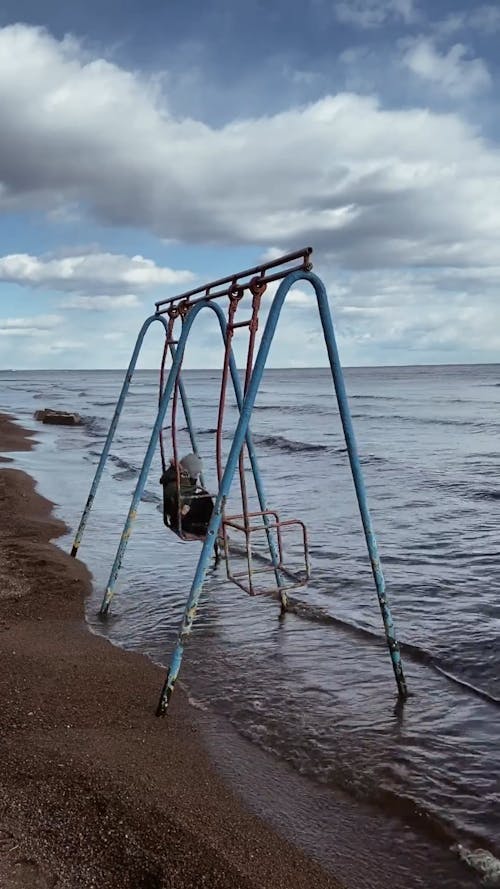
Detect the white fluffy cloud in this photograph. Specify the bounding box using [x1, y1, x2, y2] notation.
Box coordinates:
[0, 251, 193, 294]
[59, 294, 140, 310]
[0, 23, 500, 275]
[402, 37, 492, 98]
[0, 314, 62, 335]
[433, 5, 500, 38]
[1, 22, 500, 367]
[326, 266, 500, 355]
[334, 0, 417, 28]
[469, 4, 500, 31]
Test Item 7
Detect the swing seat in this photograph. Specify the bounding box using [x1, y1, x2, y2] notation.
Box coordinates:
[161, 481, 215, 543]
[222, 509, 310, 596]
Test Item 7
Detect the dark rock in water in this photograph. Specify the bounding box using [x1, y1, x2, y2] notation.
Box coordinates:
[34, 409, 83, 426]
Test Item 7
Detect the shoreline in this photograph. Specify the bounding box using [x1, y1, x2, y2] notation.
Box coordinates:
[0, 413, 343, 889]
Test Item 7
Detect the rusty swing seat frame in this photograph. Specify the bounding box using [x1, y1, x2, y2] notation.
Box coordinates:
[223, 509, 310, 596]
[70, 247, 408, 717]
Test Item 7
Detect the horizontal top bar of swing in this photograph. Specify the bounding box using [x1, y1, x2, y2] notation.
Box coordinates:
[154, 247, 313, 311]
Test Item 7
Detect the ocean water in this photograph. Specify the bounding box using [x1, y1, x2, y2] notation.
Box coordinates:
[1, 364, 500, 889]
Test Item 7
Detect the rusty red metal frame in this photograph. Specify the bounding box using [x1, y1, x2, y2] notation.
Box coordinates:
[223, 510, 310, 597]
[155, 247, 313, 313]
[158, 315, 176, 474]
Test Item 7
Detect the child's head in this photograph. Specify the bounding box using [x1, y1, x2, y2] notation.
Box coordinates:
[179, 452, 203, 479]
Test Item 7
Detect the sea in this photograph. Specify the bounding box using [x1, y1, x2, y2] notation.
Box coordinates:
[1, 364, 499, 889]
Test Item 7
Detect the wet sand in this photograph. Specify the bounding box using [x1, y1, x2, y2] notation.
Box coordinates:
[0, 413, 343, 889]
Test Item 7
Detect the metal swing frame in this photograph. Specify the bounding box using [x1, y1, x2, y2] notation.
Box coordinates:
[70, 247, 408, 716]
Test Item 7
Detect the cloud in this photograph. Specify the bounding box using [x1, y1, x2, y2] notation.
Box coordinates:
[1, 23, 500, 279]
[1, 22, 500, 371]
[0, 251, 193, 295]
[433, 5, 500, 38]
[402, 38, 492, 98]
[102, 331, 125, 342]
[302, 265, 500, 365]
[334, 0, 417, 29]
[59, 294, 141, 310]
[0, 314, 62, 335]
[469, 4, 500, 32]
[35, 338, 86, 353]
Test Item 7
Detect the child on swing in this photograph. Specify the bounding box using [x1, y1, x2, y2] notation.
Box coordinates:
[160, 453, 214, 539]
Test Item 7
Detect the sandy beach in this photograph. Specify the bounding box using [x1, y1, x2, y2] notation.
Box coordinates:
[0, 412, 343, 889]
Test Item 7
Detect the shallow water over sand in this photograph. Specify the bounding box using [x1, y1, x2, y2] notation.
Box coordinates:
[2, 364, 500, 888]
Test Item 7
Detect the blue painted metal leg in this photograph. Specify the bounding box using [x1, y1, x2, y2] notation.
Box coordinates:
[70, 314, 170, 558]
[315, 283, 408, 699]
[98, 320, 198, 615]
[156, 478, 237, 715]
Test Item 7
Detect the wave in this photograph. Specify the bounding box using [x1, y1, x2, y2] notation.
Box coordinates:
[108, 454, 139, 474]
[252, 434, 329, 454]
[141, 489, 161, 504]
[425, 476, 500, 505]
[84, 449, 161, 501]
[433, 665, 500, 706]
[228, 679, 495, 858]
[361, 454, 387, 464]
[253, 404, 326, 415]
[164, 427, 377, 461]
[81, 415, 109, 438]
[352, 412, 500, 431]
[472, 489, 500, 501]
[197, 427, 218, 436]
[112, 468, 137, 481]
[88, 451, 162, 500]
[167, 425, 215, 433]
[351, 394, 402, 401]
[266, 593, 500, 706]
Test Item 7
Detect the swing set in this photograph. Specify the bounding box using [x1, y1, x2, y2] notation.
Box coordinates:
[70, 247, 407, 716]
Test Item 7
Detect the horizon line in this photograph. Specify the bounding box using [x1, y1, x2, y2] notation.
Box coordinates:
[1, 361, 500, 373]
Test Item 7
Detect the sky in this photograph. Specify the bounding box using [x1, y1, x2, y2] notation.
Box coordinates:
[1, 0, 500, 369]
